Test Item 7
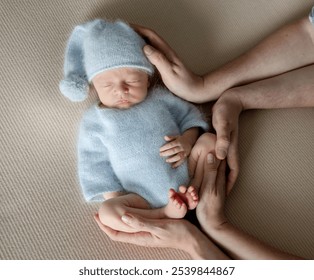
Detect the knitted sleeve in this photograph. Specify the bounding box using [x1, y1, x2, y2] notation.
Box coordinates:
[77, 107, 123, 202]
[160, 88, 209, 133]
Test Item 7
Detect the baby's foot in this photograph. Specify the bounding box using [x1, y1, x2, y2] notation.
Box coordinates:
[177, 185, 199, 210]
[163, 188, 188, 219]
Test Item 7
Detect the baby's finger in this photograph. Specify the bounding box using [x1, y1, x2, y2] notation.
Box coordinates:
[171, 158, 185, 168]
[164, 135, 177, 142]
[160, 144, 182, 156]
[166, 152, 185, 163]
[160, 138, 178, 152]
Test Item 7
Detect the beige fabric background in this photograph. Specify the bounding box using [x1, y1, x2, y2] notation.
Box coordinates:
[0, 0, 313, 259]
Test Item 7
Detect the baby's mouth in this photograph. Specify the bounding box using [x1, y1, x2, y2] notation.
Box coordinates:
[118, 99, 129, 103]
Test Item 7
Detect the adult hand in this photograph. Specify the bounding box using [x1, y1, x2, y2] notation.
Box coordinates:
[94, 212, 229, 259]
[188, 132, 217, 188]
[196, 153, 228, 232]
[211, 90, 243, 193]
[132, 24, 205, 103]
[196, 152, 303, 260]
[94, 212, 197, 250]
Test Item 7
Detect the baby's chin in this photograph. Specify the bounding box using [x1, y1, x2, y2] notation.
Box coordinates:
[116, 103, 132, 109]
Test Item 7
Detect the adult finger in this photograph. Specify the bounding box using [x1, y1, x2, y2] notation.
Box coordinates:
[206, 153, 221, 172]
[188, 153, 203, 187]
[199, 153, 221, 197]
[143, 45, 178, 78]
[131, 23, 180, 63]
[212, 102, 232, 160]
[226, 131, 239, 194]
[94, 213, 155, 246]
[121, 213, 160, 235]
[215, 160, 227, 197]
[188, 153, 198, 180]
[214, 120, 232, 160]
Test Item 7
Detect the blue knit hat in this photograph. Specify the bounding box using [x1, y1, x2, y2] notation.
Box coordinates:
[59, 19, 154, 102]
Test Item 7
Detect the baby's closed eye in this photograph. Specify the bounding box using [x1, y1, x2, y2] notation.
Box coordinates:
[126, 80, 140, 84]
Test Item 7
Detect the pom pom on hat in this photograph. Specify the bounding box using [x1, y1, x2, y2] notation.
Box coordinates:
[59, 75, 89, 102]
[59, 19, 154, 102]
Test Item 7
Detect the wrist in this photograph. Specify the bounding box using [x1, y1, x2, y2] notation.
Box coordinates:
[202, 66, 240, 102]
[229, 86, 254, 111]
[221, 87, 245, 112]
[182, 127, 199, 146]
[187, 223, 231, 260]
[188, 75, 209, 103]
[173, 221, 205, 258]
[196, 201, 228, 234]
[188, 238, 211, 259]
[202, 215, 229, 236]
[184, 224, 219, 259]
[206, 219, 229, 235]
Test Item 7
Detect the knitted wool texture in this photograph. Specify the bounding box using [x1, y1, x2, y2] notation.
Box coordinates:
[78, 87, 208, 208]
[59, 19, 154, 102]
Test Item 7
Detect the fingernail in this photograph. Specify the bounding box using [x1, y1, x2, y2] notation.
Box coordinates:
[121, 214, 132, 224]
[207, 153, 214, 164]
[217, 148, 227, 159]
[143, 45, 154, 55]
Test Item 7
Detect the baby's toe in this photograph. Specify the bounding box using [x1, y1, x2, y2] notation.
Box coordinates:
[178, 185, 187, 194]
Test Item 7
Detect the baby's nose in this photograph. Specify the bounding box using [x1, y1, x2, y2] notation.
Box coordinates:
[115, 83, 129, 96]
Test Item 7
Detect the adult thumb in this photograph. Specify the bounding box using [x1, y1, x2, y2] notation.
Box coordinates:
[215, 130, 231, 160]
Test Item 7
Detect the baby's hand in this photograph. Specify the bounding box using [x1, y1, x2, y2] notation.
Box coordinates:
[159, 135, 192, 168]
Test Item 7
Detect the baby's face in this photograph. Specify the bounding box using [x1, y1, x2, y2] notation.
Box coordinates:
[92, 68, 150, 109]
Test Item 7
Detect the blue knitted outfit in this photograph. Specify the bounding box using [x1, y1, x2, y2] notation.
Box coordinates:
[78, 86, 208, 208]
